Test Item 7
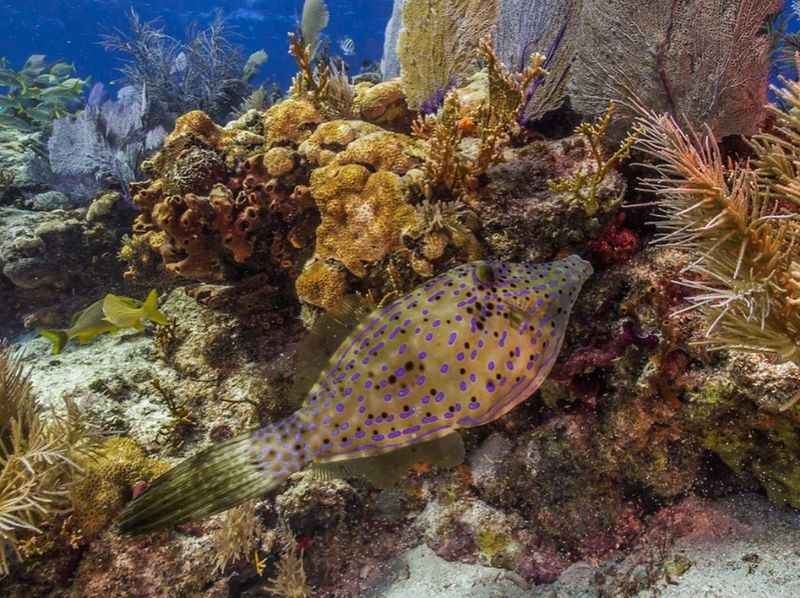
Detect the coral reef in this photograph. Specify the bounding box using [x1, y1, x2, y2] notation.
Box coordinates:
[2, 4, 798, 595]
[126, 108, 315, 282]
[547, 101, 641, 217]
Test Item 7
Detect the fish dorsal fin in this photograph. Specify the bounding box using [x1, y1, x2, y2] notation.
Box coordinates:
[288, 294, 376, 404]
[309, 433, 465, 489]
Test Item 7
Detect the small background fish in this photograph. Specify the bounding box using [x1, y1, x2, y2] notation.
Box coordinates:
[39, 289, 168, 354]
[338, 36, 355, 56]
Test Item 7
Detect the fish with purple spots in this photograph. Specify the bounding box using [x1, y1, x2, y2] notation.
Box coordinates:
[118, 256, 593, 533]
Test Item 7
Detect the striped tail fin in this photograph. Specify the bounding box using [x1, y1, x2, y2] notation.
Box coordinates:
[39, 329, 69, 354]
[117, 425, 306, 534]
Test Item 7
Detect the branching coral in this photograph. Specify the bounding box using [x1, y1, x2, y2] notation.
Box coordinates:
[101, 9, 260, 125]
[548, 101, 641, 217]
[635, 80, 800, 374]
[288, 33, 354, 120]
[0, 343, 96, 576]
[413, 36, 547, 205]
[264, 525, 312, 598]
[211, 500, 263, 574]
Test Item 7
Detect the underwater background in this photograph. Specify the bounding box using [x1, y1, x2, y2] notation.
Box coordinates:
[0, 1, 393, 87]
[1, 0, 800, 596]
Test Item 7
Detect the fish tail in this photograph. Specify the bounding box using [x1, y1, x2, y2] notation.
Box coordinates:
[117, 424, 306, 534]
[39, 329, 68, 354]
[142, 289, 169, 326]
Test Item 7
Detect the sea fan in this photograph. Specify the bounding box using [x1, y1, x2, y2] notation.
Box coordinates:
[301, 0, 330, 60]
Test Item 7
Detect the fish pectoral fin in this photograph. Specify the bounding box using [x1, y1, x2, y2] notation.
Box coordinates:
[310, 433, 465, 489]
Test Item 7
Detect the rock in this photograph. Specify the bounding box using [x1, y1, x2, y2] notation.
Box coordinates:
[364, 544, 530, 598]
[545, 494, 800, 598]
[468, 433, 515, 502]
[275, 473, 359, 536]
[23, 190, 78, 211]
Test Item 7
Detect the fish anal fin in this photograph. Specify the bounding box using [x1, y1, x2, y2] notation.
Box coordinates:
[311, 433, 465, 489]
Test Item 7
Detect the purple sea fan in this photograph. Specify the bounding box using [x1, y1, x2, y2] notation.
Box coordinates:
[495, 0, 579, 123]
[420, 78, 458, 115]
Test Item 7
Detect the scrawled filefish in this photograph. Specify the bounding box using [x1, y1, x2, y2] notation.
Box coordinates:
[118, 256, 593, 533]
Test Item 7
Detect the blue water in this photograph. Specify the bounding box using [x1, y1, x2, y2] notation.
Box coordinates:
[0, 0, 393, 90]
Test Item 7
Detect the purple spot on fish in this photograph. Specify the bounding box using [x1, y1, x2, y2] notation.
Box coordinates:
[323, 416, 331, 425]
[425, 333, 434, 342]
[389, 328, 401, 340]
[478, 340, 485, 349]
[355, 430, 366, 439]
[470, 373, 477, 382]
[486, 381, 496, 392]
[455, 315, 463, 322]
[459, 381, 467, 391]
[403, 425, 421, 435]
[388, 431, 401, 439]
[399, 343, 408, 354]
[435, 392, 445, 402]
[344, 388, 353, 397]
[444, 412, 454, 419]
[488, 361, 495, 370]
[362, 357, 370, 365]
[384, 393, 393, 402]
[415, 327, 422, 334]
[398, 388, 410, 398]
[323, 400, 331, 409]
[422, 415, 439, 424]
[336, 403, 345, 413]
[382, 364, 389, 372]
[469, 401, 480, 410]
[440, 364, 449, 374]
[470, 350, 478, 360]
[433, 319, 441, 328]
[357, 395, 365, 402]
[507, 361, 514, 370]
[419, 351, 427, 360]
[448, 332, 458, 346]
[373, 434, 385, 441]
[365, 380, 374, 389]
[422, 396, 431, 405]
[351, 373, 361, 382]
[499, 331, 508, 347]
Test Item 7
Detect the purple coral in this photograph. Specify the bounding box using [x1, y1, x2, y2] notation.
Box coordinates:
[420, 79, 457, 115]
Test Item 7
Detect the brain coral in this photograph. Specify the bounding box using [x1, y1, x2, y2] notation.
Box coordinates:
[310, 163, 420, 278]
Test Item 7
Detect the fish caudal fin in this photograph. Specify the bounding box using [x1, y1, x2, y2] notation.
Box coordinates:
[142, 289, 169, 326]
[38, 329, 68, 355]
[118, 428, 298, 534]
